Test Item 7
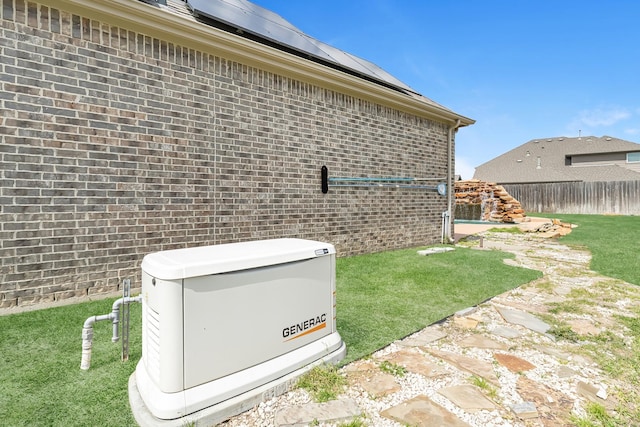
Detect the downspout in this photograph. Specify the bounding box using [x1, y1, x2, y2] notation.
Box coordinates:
[80, 295, 142, 370]
[444, 119, 462, 243]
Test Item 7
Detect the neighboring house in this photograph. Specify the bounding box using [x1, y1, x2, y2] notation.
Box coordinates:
[473, 136, 640, 214]
[0, 0, 473, 307]
[474, 135, 640, 184]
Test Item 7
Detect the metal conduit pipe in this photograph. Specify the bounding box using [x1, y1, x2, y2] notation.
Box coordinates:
[80, 295, 142, 370]
[330, 183, 439, 190]
[329, 177, 446, 182]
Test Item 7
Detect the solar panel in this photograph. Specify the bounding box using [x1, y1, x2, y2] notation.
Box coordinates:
[186, 0, 416, 94]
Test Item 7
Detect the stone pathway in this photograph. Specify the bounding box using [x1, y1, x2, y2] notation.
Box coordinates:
[220, 230, 640, 427]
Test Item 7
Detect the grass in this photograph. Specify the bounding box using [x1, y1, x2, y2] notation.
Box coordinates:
[0, 245, 542, 425]
[337, 417, 367, 427]
[336, 246, 541, 363]
[0, 298, 142, 426]
[297, 365, 347, 402]
[2, 214, 637, 425]
[527, 214, 640, 424]
[470, 375, 498, 400]
[545, 322, 581, 343]
[547, 299, 588, 315]
[379, 361, 407, 377]
[487, 226, 523, 233]
[582, 309, 640, 384]
[569, 402, 619, 427]
[528, 213, 640, 286]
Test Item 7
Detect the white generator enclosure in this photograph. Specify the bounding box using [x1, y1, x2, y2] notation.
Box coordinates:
[130, 238, 346, 423]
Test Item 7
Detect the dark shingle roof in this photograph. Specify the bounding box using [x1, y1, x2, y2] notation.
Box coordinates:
[474, 136, 640, 184]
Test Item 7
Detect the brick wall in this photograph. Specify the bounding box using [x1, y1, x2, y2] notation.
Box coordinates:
[0, 0, 453, 308]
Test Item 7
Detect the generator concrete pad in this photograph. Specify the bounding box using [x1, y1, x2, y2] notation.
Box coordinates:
[129, 342, 346, 427]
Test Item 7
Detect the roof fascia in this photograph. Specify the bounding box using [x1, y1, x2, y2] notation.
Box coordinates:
[567, 149, 640, 156]
[44, 0, 474, 127]
[501, 180, 582, 185]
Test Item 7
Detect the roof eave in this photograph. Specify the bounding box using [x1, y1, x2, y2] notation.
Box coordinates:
[566, 149, 640, 156]
[501, 180, 583, 185]
[45, 0, 474, 126]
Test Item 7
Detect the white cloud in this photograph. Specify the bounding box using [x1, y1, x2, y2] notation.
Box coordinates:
[455, 156, 476, 180]
[575, 107, 631, 127]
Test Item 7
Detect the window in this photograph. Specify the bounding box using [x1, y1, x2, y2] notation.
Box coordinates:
[628, 152, 640, 163]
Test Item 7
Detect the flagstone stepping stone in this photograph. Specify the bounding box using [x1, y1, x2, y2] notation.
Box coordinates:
[510, 290, 541, 302]
[347, 370, 399, 398]
[398, 328, 447, 347]
[274, 398, 361, 426]
[494, 353, 536, 372]
[453, 316, 479, 329]
[381, 395, 471, 427]
[342, 360, 377, 373]
[495, 306, 550, 334]
[417, 247, 455, 255]
[535, 345, 571, 361]
[577, 381, 607, 400]
[381, 349, 447, 377]
[576, 381, 617, 410]
[493, 300, 550, 315]
[459, 334, 508, 350]
[510, 401, 538, 420]
[438, 385, 496, 412]
[425, 348, 499, 385]
[516, 376, 573, 423]
[553, 284, 574, 296]
[455, 306, 478, 317]
[502, 258, 521, 268]
[570, 353, 596, 366]
[491, 325, 522, 338]
[566, 318, 602, 336]
[557, 366, 578, 378]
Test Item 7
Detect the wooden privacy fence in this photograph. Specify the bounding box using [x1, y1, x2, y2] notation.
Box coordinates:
[503, 181, 640, 215]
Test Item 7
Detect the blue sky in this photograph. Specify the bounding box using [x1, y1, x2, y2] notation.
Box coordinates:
[251, 1, 640, 179]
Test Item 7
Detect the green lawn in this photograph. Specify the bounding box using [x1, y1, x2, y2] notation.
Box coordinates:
[0, 244, 543, 425]
[530, 213, 640, 286]
[336, 246, 541, 364]
[0, 298, 142, 426]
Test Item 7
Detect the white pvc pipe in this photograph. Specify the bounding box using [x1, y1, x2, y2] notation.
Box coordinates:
[80, 295, 142, 370]
[110, 296, 142, 343]
[441, 211, 448, 244]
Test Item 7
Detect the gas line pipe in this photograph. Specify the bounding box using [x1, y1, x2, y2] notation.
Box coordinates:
[80, 295, 142, 370]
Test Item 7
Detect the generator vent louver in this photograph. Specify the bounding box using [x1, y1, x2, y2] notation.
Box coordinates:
[143, 304, 161, 383]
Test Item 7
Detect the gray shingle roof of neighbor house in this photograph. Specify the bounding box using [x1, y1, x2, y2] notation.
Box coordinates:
[473, 135, 640, 184]
[133, 0, 474, 126]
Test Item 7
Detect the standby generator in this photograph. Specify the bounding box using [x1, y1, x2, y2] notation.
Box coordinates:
[129, 238, 346, 424]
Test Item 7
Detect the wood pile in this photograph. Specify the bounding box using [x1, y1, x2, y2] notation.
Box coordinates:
[454, 179, 526, 223]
